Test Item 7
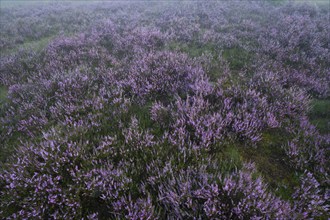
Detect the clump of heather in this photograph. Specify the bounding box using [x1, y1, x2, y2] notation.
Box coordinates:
[284, 116, 329, 180]
[0, 49, 40, 86]
[147, 163, 293, 219]
[122, 51, 207, 104]
[292, 172, 329, 218]
[0, 128, 131, 219]
[2, 69, 128, 138]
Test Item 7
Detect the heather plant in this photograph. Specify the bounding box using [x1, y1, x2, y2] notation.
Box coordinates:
[284, 116, 329, 181]
[43, 35, 117, 74]
[0, 123, 162, 219]
[0, 128, 131, 218]
[292, 171, 329, 218]
[122, 51, 207, 104]
[254, 4, 330, 97]
[0, 49, 40, 86]
[148, 163, 293, 219]
[0, 1, 123, 52]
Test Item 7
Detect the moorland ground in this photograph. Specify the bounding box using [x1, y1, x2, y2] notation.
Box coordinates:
[0, 0, 329, 219]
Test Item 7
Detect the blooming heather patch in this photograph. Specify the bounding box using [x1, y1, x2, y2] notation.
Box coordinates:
[0, 1, 329, 219]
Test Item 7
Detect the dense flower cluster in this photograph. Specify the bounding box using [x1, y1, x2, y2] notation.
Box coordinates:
[150, 163, 293, 219]
[0, 1, 329, 219]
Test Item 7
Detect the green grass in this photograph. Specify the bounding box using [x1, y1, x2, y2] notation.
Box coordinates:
[220, 145, 243, 173]
[238, 130, 300, 200]
[0, 86, 8, 102]
[167, 41, 216, 58]
[20, 36, 54, 52]
[1, 35, 55, 56]
[0, 85, 10, 166]
[309, 99, 330, 134]
[310, 99, 330, 118]
[311, 118, 329, 134]
[222, 47, 253, 71]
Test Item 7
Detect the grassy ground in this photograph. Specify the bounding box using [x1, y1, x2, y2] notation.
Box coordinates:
[1, 35, 55, 56]
[309, 99, 330, 134]
[0, 86, 8, 102]
[239, 130, 300, 199]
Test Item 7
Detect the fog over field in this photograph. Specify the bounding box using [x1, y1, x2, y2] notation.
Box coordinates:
[0, 0, 329, 219]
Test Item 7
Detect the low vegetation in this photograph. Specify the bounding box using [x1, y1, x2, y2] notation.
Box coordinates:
[0, 0, 329, 219]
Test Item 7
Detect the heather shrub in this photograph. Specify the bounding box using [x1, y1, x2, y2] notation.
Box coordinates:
[0, 128, 131, 219]
[284, 117, 329, 180]
[43, 34, 118, 74]
[292, 172, 329, 218]
[123, 51, 207, 104]
[148, 163, 293, 219]
[0, 49, 40, 86]
[2, 69, 119, 138]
